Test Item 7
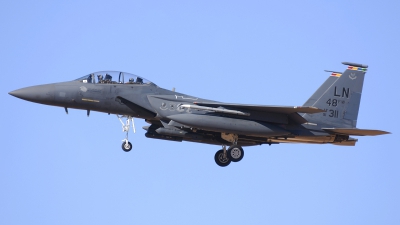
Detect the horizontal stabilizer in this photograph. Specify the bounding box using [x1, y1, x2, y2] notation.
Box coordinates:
[322, 128, 390, 136]
[193, 102, 325, 114]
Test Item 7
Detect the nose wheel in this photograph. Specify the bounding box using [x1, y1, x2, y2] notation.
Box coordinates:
[122, 141, 132, 152]
[117, 115, 135, 152]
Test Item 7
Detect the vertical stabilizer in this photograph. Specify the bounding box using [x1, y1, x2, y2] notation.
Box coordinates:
[303, 62, 368, 128]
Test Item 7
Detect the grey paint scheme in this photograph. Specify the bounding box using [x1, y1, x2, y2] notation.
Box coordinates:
[303, 65, 365, 128]
[9, 62, 389, 149]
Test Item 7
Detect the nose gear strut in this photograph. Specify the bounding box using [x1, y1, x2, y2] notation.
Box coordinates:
[117, 115, 135, 152]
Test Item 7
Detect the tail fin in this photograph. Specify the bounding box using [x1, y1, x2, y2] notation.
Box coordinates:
[303, 62, 368, 128]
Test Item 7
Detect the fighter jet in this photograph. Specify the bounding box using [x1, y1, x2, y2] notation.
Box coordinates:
[9, 62, 390, 167]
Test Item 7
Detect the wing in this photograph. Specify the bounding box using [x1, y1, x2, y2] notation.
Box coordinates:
[189, 102, 325, 125]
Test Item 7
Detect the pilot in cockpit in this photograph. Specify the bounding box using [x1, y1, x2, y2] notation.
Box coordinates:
[104, 74, 112, 83]
[97, 74, 103, 83]
[87, 75, 93, 83]
[128, 78, 135, 83]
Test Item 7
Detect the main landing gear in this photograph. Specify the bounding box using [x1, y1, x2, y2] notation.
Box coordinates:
[117, 115, 135, 152]
[214, 145, 245, 167]
[214, 133, 245, 167]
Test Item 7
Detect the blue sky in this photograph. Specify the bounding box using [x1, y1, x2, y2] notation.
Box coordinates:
[1, 1, 399, 224]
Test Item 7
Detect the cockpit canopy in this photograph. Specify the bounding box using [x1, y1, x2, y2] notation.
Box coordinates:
[75, 71, 156, 86]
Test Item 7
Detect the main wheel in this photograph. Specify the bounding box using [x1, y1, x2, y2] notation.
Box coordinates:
[227, 145, 244, 162]
[214, 149, 231, 167]
[122, 142, 132, 152]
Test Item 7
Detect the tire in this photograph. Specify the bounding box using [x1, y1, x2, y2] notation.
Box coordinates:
[122, 142, 132, 152]
[227, 145, 244, 162]
[214, 149, 231, 167]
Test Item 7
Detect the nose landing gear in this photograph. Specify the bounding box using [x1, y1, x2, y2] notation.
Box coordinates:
[117, 115, 135, 152]
[122, 141, 132, 152]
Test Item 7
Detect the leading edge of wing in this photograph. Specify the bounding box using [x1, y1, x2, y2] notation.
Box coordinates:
[193, 102, 325, 114]
[322, 128, 391, 136]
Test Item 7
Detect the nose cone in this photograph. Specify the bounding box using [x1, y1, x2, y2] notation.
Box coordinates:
[9, 84, 55, 105]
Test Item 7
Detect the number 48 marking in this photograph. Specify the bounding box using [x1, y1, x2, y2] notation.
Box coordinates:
[326, 98, 338, 107]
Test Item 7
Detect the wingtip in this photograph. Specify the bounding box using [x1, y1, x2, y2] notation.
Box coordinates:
[342, 62, 368, 68]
